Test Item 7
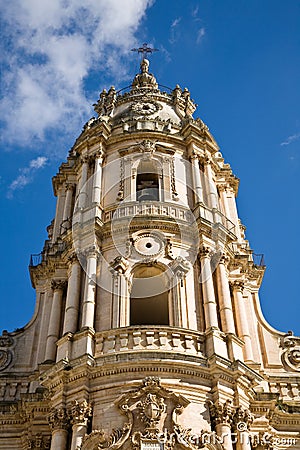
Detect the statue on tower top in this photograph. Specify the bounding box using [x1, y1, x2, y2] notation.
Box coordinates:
[132, 58, 158, 90]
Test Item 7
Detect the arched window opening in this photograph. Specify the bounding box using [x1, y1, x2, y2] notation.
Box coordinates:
[136, 160, 159, 201]
[130, 265, 169, 325]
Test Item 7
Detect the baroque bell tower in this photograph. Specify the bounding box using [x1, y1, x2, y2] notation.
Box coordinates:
[0, 58, 299, 450]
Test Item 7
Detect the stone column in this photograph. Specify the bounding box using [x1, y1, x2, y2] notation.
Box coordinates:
[62, 183, 75, 222]
[110, 257, 129, 328]
[226, 187, 242, 240]
[81, 247, 99, 329]
[209, 400, 234, 450]
[70, 400, 92, 450]
[216, 255, 235, 334]
[190, 154, 203, 204]
[63, 255, 82, 334]
[92, 151, 103, 204]
[231, 282, 253, 361]
[170, 257, 191, 329]
[218, 185, 232, 220]
[53, 187, 66, 241]
[48, 407, 69, 450]
[77, 157, 89, 210]
[204, 158, 218, 209]
[232, 407, 253, 450]
[44, 280, 66, 362]
[199, 248, 219, 330]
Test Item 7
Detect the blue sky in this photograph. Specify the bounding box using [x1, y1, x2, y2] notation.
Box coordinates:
[0, 0, 299, 335]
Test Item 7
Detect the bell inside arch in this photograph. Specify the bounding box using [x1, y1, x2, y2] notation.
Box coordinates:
[136, 160, 160, 201]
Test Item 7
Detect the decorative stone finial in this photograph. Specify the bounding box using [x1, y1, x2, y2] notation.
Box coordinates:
[132, 58, 158, 89]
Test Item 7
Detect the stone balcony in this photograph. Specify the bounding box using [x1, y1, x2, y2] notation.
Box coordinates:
[102, 200, 236, 237]
[94, 326, 205, 359]
[103, 201, 193, 224]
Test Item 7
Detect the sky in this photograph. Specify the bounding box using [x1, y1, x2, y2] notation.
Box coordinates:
[0, 0, 299, 336]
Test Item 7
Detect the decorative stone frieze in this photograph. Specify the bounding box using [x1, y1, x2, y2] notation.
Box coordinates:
[25, 434, 50, 450]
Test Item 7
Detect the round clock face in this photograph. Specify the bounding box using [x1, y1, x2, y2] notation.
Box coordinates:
[134, 234, 163, 256]
[131, 101, 159, 115]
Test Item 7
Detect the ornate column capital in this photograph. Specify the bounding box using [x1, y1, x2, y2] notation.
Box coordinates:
[68, 252, 79, 264]
[65, 182, 75, 192]
[232, 406, 253, 430]
[170, 256, 190, 276]
[208, 399, 233, 428]
[230, 280, 245, 292]
[84, 245, 100, 259]
[189, 153, 200, 161]
[217, 183, 228, 193]
[81, 155, 90, 165]
[218, 253, 230, 265]
[70, 400, 93, 425]
[203, 156, 212, 166]
[199, 246, 214, 259]
[92, 149, 104, 161]
[48, 407, 69, 431]
[110, 256, 129, 274]
[51, 279, 67, 292]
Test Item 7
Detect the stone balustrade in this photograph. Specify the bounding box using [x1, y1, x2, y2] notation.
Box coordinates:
[95, 326, 205, 358]
[102, 201, 236, 237]
[103, 201, 193, 224]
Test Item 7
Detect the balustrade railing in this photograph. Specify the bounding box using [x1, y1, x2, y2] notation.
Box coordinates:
[103, 201, 193, 223]
[29, 242, 66, 267]
[95, 326, 205, 357]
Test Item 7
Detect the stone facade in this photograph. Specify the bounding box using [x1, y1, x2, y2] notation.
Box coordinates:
[0, 59, 299, 449]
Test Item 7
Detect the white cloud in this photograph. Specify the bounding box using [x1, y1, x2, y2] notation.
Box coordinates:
[192, 6, 199, 18]
[171, 18, 181, 28]
[169, 17, 181, 44]
[29, 156, 48, 169]
[196, 27, 205, 44]
[7, 157, 48, 198]
[280, 133, 300, 146]
[0, 0, 154, 148]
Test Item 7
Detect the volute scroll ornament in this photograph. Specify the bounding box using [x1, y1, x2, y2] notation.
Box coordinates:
[280, 332, 300, 372]
[0, 332, 14, 371]
[0, 349, 13, 371]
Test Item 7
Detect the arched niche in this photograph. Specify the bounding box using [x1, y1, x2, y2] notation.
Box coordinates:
[130, 264, 169, 326]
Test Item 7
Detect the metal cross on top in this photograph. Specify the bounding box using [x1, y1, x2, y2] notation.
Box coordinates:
[131, 43, 159, 59]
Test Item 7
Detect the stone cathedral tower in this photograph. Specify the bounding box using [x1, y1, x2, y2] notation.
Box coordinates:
[0, 58, 299, 450]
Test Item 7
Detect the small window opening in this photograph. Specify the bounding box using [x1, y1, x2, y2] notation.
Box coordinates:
[130, 265, 169, 326]
[136, 160, 159, 201]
